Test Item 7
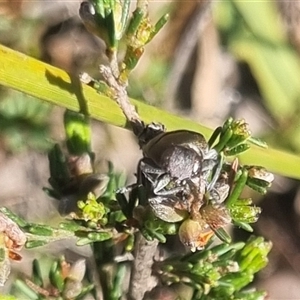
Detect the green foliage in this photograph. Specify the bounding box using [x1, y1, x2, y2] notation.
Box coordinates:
[80, 0, 131, 51]
[12, 257, 94, 300]
[41, 110, 127, 246]
[0, 296, 17, 300]
[0, 1, 286, 299]
[64, 110, 92, 155]
[117, 118, 273, 251]
[0, 111, 273, 299]
[80, 0, 168, 84]
[1, 42, 300, 178]
[155, 236, 271, 300]
[214, 0, 300, 151]
[0, 90, 52, 152]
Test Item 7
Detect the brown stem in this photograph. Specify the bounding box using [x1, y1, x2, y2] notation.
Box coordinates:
[100, 47, 158, 300]
[128, 233, 159, 300]
[99, 65, 144, 134]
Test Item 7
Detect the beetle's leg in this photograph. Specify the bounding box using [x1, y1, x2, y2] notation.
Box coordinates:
[152, 174, 171, 194]
[202, 148, 221, 191]
[152, 175, 186, 196]
[206, 152, 224, 192]
[207, 171, 230, 205]
[139, 160, 164, 176]
[116, 184, 139, 218]
[203, 148, 218, 162]
[148, 196, 187, 223]
[206, 159, 238, 206]
[139, 160, 165, 185]
[139, 160, 186, 196]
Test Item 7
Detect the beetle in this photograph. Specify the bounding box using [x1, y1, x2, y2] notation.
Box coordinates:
[116, 119, 269, 250]
[132, 126, 233, 250]
[138, 129, 223, 221]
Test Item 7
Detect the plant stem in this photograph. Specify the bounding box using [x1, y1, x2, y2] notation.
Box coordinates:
[128, 233, 158, 300]
[100, 65, 143, 133]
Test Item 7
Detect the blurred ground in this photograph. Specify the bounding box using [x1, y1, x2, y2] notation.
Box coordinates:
[1, 0, 300, 299]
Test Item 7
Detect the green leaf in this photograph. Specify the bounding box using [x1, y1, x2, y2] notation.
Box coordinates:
[1, 44, 300, 179]
[13, 279, 39, 300]
[49, 260, 65, 292]
[64, 110, 91, 155]
[0, 207, 27, 227]
[0, 296, 18, 300]
[232, 0, 286, 43]
[26, 224, 54, 236]
[32, 259, 44, 287]
[231, 39, 300, 121]
[214, 1, 300, 124]
[25, 240, 48, 248]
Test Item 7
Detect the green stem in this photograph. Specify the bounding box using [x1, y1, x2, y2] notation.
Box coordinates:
[1, 44, 300, 179]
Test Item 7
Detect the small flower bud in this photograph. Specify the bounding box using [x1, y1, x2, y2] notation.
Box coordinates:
[179, 219, 213, 252]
